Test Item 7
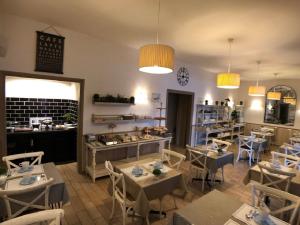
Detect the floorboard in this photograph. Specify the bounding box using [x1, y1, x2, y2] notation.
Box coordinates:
[56, 144, 274, 225]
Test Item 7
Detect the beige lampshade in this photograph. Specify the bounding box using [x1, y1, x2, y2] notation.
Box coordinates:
[217, 73, 240, 89]
[139, 44, 174, 74]
[248, 85, 266, 96]
[267, 91, 281, 100]
[283, 98, 296, 105]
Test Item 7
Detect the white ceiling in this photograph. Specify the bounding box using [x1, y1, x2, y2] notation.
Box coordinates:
[1, 0, 300, 80]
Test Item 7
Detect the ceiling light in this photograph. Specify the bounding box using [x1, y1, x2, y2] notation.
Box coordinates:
[138, 0, 174, 74]
[267, 73, 281, 100]
[248, 61, 266, 96]
[267, 92, 281, 100]
[283, 98, 296, 105]
[217, 38, 240, 89]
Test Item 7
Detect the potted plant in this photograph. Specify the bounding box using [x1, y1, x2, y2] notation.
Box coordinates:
[63, 113, 73, 127]
[231, 110, 238, 122]
[0, 163, 7, 185]
[152, 168, 162, 176]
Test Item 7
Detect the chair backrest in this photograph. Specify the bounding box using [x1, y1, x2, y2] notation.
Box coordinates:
[104, 161, 126, 205]
[258, 161, 296, 192]
[212, 139, 231, 151]
[0, 177, 54, 220]
[2, 152, 44, 172]
[251, 131, 266, 139]
[272, 151, 300, 170]
[239, 135, 255, 150]
[161, 149, 186, 171]
[186, 145, 208, 171]
[0, 209, 64, 225]
[251, 183, 300, 224]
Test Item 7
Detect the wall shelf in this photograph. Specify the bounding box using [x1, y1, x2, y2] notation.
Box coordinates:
[93, 102, 135, 106]
[92, 114, 154, 125]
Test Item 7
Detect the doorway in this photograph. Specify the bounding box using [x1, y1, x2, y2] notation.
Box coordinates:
[166, 89, 194, 148]
[0, 71, 84, 172]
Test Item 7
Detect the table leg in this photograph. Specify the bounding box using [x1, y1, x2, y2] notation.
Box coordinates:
[92, 149, 96, 183]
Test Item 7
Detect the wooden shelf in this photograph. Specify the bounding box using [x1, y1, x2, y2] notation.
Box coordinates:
[154, 117, 166, 120]
[93, 102, 135, 106]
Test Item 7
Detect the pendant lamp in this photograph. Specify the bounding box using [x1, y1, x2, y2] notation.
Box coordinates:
[217, 38, 240, 89]
[138, 0, 174, 74]
[267, 73, 281, 100]
[248, 61, 266, 96]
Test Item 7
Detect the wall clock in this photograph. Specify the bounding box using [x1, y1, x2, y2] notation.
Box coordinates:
[177, 67, 189, 86]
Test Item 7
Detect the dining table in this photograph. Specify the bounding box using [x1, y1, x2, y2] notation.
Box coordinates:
[243, 161, 300, 197]
[113, 157, 188, 218]
[0, 162, 70, 218]
[192, 146, 235, 185]
[170, 190, 290, 225]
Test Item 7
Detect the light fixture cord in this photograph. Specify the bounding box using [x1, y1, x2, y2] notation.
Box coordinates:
[156, 0, 161, 44]
[256, 61, 260, 87]
[227, 39, 232, 73]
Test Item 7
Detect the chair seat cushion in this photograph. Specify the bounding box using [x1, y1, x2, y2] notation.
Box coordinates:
[240, 145, 251, 150]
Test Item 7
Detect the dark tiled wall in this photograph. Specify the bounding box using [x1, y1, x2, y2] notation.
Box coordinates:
[6, 97, 78, 125]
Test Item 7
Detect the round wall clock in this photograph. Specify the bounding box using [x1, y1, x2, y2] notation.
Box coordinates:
[177, 67, 189, 86]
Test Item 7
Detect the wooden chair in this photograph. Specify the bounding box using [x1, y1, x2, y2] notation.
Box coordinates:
[0, 177, 54, 220]
[0, 209, 64, 225]
[272, 151, 300, 170]
[104, 161, 149, 225]
[251, 183, 300, 224]
[160, 149, 186, 210]
[186, 145, 209, 192]
[161, 149, 186, 171]
[237, 135, 256, 166]
[2, 152, 44, 173]
[211, 139, 231, 182]
[283, 146, 300, 170]
[257, 161, 296, 192]
[211, 139, 231, 151]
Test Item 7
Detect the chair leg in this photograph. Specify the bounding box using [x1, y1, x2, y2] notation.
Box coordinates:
[248, 151, 252, 166]
[159, 198, 162, 219]
[221, 167, 224, 183]
[122, 205, 126, 225]
[236, 149, 241, 162]
[201, 173, 205, 192]
[110, 197, 115, 219]
[172, 196, 178, 209]
[145, 216, 150, 225]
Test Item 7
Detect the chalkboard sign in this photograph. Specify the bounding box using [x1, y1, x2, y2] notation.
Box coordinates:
[35, 31, 65, 74]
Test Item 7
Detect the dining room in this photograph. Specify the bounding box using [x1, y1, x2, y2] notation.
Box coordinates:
[1, 0, 300, 225]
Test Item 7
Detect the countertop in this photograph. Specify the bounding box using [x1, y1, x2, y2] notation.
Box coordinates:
[6, 127, 77, 135]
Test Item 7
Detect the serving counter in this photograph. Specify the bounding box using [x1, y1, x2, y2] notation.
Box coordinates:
[85, 136, 171, 182]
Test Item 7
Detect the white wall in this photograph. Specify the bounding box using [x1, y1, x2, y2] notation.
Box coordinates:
[0, 13, 228, 137]
[6, 76, 80, 100]
[227, 79, 300, 129]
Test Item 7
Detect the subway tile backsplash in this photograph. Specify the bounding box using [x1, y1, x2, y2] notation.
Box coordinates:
[6, 97, 78, 125]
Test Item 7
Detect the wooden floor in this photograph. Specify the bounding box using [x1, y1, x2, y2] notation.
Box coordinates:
[56, 144, 272, 225]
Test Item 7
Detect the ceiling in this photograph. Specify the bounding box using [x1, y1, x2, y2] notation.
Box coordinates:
[1, 0, 300, 80]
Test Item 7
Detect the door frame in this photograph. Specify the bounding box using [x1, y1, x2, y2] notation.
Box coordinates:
[166, 89, 194, 145]
[0, 70, 85, 172]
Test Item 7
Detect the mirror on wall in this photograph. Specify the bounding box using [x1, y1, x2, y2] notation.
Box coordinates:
[264, 85, 297, 126]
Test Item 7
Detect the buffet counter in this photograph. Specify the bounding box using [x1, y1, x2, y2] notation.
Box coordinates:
[7, 128, 77, 163]
[85, 136, 172, 182]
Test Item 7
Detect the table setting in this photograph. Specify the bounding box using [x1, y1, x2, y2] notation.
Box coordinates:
[0, 160, 46, 189]
[231, 203, 289, 225]
[115, 157, 187, 218]
[0, 162, 69, 218]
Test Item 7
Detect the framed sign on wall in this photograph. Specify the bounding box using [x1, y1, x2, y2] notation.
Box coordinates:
[35, 31, 65, 74]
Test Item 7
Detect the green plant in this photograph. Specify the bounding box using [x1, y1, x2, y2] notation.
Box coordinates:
[231, 110, 238, 121]
[152, 168, 162, 176]
[63, 113, 73, 123]
[0, 163, 7, 175]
